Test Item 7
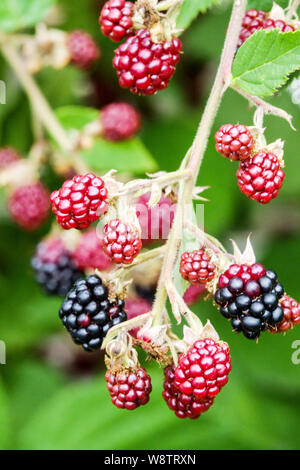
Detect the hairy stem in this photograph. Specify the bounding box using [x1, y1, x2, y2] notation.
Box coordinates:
[0, 40, 74, 152]
[151, 0, 247, 326]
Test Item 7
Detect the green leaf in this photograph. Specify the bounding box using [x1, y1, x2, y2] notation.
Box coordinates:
[0, 0, 56, 32]
[232, 29, 300, 97]
[81, 137, 158, 174]
[55, 105, 158, 175]
[247, 0, 292, 11]
[177, 0, 219, 30]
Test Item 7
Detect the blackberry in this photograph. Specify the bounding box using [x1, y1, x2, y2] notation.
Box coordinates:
[214, 264, 284, 340]
[59, 274, 127, 351]
[31, 239, 84, 297]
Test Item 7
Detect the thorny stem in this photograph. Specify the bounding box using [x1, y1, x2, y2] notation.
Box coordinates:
[151, 0, 247, 327]
[0, 40, 74, 153]
[231, 84, 296, 130]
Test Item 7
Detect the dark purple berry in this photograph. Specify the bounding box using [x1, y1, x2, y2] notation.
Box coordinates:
[228, 302, 239, 317]
[231, 317, 242, 332]
[258, 276, 273, 292]
[244, 280, 261, 298]
[236, 294, 251, 311]
[241, 315, 261, 332]
[220, 306, 230, 319]
[262, 293, 278, 311]
[250, 301, 265, 317]
[228, 277, 244, 294]
[269, 306, 284, 326]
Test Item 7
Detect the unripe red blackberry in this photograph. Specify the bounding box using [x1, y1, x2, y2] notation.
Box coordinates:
[113, 29, 182, 96]
[72, 228, 112, 271]
[105, 366, 152, 410]
[236, 151, 285, 204]
[59, 274, 127, 351]
[263, 18, 295, 33]
[136, 192, 174, 243]
[31, 238, 84, 296]
[125, 297, 152, 338]
[99, 0, 134, 42]
[68, 30, 100, 69]
[162, 364, 214, 419]
[183, 284, 206, 306]
[50, 173, 108, 230]
[103, 219, 142, 264]
[101, 102, 141, 141]
[9, 183, 50, 231]
[0, 147, 20, 170]
[180, 249, 215, 285]
[215, 264, 285, 340]
[238, 9, 267, 47]
[271, 295, 300, 333]
[215, 124, 254, 161]
[174, 338, 231, 399]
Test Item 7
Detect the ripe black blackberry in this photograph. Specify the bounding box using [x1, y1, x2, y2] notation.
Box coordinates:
[59, 274, 127, 351]
[31, 239, 84, 297]
[214, 265, 284, 340]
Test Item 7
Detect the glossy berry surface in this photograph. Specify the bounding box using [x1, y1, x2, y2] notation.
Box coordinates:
[271, 295, 300, 333]
[136, 192, 174, 243]
[68, 30, 100, 69]
[174, 339, 231, 399]
[99, 0, 133, 42]
[162, 364, 214, 419]
[50, 173, 108, 230]
[32, 238, 83, 296]
[125, 297, 152, 338]
[0, 147, 20, 170]
[59, 274, 127, 351]
[9, 183, 49, 231]
[113, 29, 182, 96]
[215, 124, 254, 161]
[238, 10, 295, 47]
[180, 249, 215, 285]
[236, 151, 285, 204]
[101, 102, 140, 141]
[103, 219, 142, 264]
[105, 367, 152, 410]
[72, 228, 112, 271]
[215, 264, 285, 340]
[238, 9, 267, 47]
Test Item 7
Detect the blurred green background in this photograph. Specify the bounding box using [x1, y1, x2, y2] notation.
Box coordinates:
[0, 0, 300, 450]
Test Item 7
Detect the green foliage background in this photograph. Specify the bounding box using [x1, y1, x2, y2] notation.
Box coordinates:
[0, 0, 299, 450]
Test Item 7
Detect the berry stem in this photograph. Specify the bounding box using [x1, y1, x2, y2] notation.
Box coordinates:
[152, 0, 247, 326]
[231, 84, 296, 130]
[286, 0, 300, 20]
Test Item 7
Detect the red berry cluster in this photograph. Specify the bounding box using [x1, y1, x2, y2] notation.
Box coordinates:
[180, 249, 215, 285]
[163, 338, 231, 419]
[272, 295, 300, 333]
[68, 30, 100, 69]
[9, 183, 50, 231]
[238, 9, 295, 47]
[237, 151, 285, 204]
[215, 124, 254, 161]
[101, 102, 141, 141]
[103, 219, 142, 264]
[72, 228, 112, 271]
[99, 0, 134, 42]
[162, 364, 214, 419]
[113, 29, 182, 96]
[0, 147, 20, 170]
[105, 367, 152, 410]
[50, 173, 108, 230]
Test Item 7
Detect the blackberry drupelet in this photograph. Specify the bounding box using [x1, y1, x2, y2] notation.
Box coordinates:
[214, 264, 285, 340]
[59, 274, 127, 351]
[32, 239, 84, 297]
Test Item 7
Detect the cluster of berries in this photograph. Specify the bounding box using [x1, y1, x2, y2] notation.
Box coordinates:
[59, 274, 127, 351]
[105, 367, 152, 410]
[99, 0, 182, 95]
[214, 263, 285, 340]
[238, 9, 295, 47]
[100, 102, 141, 141]
[215, 124, 285, 204]
[272, 295, 300, 333]
[163, 338, 231, 419]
